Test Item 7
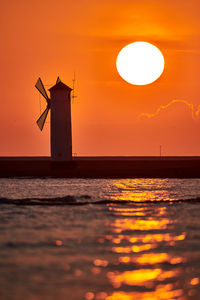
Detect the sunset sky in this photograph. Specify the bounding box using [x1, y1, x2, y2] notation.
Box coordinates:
[1, 0, 200, 156]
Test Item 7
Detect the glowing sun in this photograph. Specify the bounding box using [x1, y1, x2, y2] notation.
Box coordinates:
[116, 42, 165, 85]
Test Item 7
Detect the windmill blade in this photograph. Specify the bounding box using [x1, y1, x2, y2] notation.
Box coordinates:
[35, 78, 49, 101]
[36, 107, 50, 131]
[56, 76, 61, 84]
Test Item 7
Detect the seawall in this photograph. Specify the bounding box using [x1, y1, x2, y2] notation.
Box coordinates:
[0, 156, 200, 178]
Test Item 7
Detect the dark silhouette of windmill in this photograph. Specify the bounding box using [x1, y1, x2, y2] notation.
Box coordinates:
[35, 77, 72, 161]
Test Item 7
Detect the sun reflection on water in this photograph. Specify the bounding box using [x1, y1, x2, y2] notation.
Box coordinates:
[112, 217, 170, 232]
[106, 284, 184, 300]
[105, 203, 186, 298]
[105, 179, 178, 202]
[83, 179, 194, 300]
[107, 267, 181, 287]
[102, 179, 186, 299]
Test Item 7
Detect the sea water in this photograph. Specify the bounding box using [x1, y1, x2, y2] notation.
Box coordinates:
[0, 178, 200, 300]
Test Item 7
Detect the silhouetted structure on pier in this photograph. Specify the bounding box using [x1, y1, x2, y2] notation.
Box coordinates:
[35, 77, 72, 161]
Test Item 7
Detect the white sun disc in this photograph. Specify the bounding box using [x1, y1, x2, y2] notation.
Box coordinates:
[116, 42, 165, 85]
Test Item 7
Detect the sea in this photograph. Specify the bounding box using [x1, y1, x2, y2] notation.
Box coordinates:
[0, 178, 200, 300]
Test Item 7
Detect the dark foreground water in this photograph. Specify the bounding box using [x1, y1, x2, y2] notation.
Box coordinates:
[0, 178, 200, 300]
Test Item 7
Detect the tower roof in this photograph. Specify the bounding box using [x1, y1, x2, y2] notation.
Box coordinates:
[49, 81, 72, 92]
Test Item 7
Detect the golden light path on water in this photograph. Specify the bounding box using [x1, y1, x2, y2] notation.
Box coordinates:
[106, 205, 185, 300]
[85, 179, 199, 300]
[106, 179, 177, 202]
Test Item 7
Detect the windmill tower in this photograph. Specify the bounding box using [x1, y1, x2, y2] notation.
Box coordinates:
[35, 77, 72, 161]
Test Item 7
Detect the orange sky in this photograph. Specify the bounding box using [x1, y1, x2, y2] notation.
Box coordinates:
[1, 0, 200, 156]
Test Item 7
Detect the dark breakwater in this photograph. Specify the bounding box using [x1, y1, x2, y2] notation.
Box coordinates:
[0, 156, 200, 178]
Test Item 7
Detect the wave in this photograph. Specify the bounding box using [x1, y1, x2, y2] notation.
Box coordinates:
[0, 195, 200, 205]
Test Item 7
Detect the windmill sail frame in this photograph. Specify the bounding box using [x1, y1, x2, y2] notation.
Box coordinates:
[35, 77, 50, 131]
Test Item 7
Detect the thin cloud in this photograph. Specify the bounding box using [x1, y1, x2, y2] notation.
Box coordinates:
[139, 99, 200, 120]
